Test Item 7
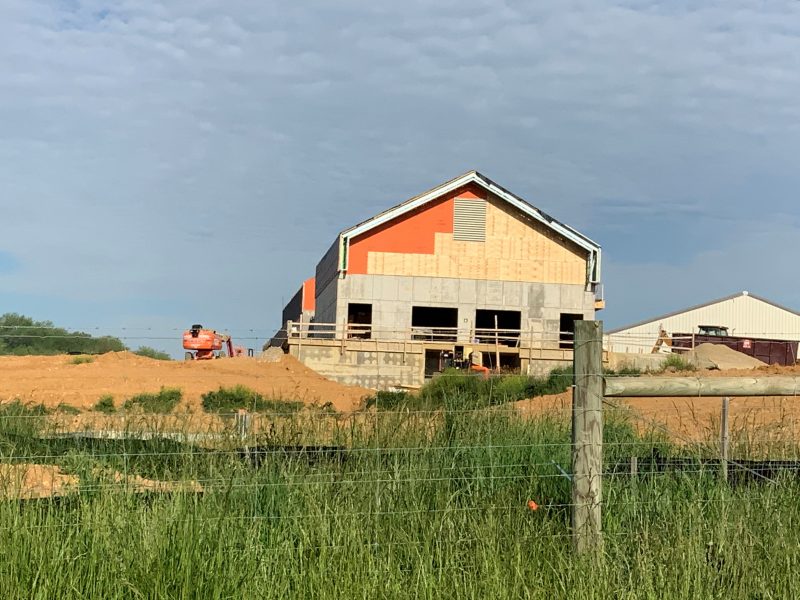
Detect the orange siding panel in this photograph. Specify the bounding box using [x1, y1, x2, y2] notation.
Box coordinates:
[347, 184, 485, 275]
[302, 277, 316, 312]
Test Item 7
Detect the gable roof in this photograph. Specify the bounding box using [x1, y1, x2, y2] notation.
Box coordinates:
[337, 170, 602, 282]
[607, 291, 800, 334]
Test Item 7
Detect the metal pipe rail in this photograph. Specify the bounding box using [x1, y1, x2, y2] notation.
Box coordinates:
[604, 376, 800, 397]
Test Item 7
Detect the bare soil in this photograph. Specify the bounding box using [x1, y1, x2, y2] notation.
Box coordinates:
[512, 363, 800, 443]
[0, 352, 370, 412]
[0, 463, 203, 499]
[686, 343, 767, 370]
[0, 464, 79, 499]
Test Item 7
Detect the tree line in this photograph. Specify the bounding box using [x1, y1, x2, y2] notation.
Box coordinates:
[0, 313, 170, 359]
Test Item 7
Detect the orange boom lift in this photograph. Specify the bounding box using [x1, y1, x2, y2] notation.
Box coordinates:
[182, 324, 245, 360]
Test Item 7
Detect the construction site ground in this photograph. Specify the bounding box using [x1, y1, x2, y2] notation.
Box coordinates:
[513, 362, 800, 444]
[0, 351, 797, 444]
[0, 353, 798, 498]
[0, 351, 370, 412]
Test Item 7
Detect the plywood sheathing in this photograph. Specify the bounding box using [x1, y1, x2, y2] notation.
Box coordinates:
[366, 194, 587, 284]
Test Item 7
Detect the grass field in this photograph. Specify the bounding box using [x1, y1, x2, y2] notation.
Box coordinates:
[0, 389, 798, 599]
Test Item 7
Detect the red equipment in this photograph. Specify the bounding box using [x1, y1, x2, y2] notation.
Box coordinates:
[671, 325, 799, 366]
[182, 324, 244, 360]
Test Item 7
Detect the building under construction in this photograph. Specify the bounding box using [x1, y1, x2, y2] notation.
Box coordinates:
[274, 170, 603, 389]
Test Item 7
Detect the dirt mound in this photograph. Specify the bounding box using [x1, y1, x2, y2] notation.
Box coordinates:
[260, 348, 284, 363]
[0, 352, 369, 412]
[92, 350, 144, 363]
[102, 469, 203, 493]
[0, 464, 78, 499]
[0, 463, 203, 499]
[510, 384, 800, 445]
[509, 391, 572, 417]
[687, 343, 767, 370]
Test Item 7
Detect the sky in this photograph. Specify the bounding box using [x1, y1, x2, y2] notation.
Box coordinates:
[1, 0, 799, 354]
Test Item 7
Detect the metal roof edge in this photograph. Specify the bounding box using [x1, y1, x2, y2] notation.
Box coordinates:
[472, 172, 600, 253]
[607, 291, 800, 334]
[745, 292, 800, 318]
[340, 170, 601, 256]
[341, 171, 477, 239]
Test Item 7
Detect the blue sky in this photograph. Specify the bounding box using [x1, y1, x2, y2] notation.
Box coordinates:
[1, 0, 799, 354]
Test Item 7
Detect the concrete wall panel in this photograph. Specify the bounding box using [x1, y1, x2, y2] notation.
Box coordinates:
[543, 285, 561, 309]
[398, 278, 413, 302]
[485, 281, 503, 305]
[412, 278, 432, 303]
[459, 279, 477, 304]
[503, 282, 522, 307]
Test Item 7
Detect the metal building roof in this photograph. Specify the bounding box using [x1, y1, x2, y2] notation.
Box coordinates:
[607, 291, 800, 334]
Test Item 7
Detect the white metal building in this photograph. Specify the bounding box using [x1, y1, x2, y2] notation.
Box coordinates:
[606, 291, 800, 354]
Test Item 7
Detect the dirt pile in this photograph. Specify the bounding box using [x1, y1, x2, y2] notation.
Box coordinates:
[0, 352, 370, 412]
[509, 391, 572, 417]
[0, 464, 79, 499]
[102, 470, 203, 493]
[0, 463, 203, 499]
[687, 343, 767, 371]
[510, 383, 800, 444]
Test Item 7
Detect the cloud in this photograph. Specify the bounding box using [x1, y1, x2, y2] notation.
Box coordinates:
[602, 214, 800, 328]
[0, 0, 798, 347]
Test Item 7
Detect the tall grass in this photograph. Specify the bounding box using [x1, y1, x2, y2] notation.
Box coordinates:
[93, 395, 116, 413]
[661, 353, 697, 372]
[133, 346, 172, 360]
[0, 391, 797, 598]
[69, 355, 95, 365]
[123, 387, 182, 413]
[202, 385, 303, 414]
[368, 365, 575, 410]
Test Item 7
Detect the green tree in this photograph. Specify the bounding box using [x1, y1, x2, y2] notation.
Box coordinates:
[0, 313, 126, 356]
[134, 346, 171, 361]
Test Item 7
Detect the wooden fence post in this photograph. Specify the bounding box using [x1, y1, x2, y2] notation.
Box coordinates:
[297, 315, 304, 361]
[720, 397, 729, 483]
[235, 409, 251, 442]
[494, 314, 501, 372]
[572, 320, 603, 553]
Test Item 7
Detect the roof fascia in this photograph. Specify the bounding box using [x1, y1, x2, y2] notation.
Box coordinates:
[342, 172, 600, 255]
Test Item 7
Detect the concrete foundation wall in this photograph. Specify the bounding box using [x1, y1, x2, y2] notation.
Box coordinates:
[295, 273, 596, 388]
[607, 352, 667, 373]
[289, 341, 425, 389]
[289, 338, 578, 389]
[523, 358, 572, 377]
[335, 274, 595, 344]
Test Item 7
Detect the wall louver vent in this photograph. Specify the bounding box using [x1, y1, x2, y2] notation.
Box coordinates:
[453, 198, 486, 242]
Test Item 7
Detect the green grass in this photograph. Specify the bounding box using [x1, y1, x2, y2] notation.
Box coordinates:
[133, 346, 171, 361]
[201, 385, 303, 414]
[661, 353, 697, 372]
[0, 388, 797, 597]
[93, 395, 116, 414]
[0, 399, 50, 418]
[0, 400, 52, 441]
[604, 365, 643, 376]
[123, 387, 182, 413]
[367, 365, 574, 410]
[69, 355, 95, 365]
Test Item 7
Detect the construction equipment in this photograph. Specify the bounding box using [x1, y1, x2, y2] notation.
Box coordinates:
[182, 324, 245, 360]
[468, 350, 490, 379]
[651, 324, 672, 353]
[663, 325, 799, 366]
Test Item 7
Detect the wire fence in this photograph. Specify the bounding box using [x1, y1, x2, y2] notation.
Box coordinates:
[0, 322, 799, 597]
